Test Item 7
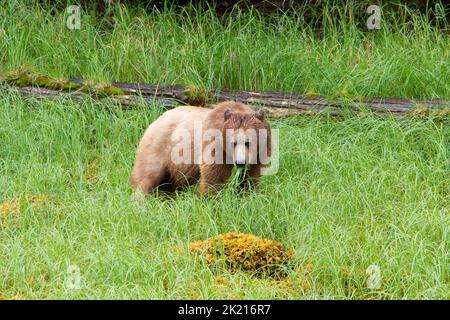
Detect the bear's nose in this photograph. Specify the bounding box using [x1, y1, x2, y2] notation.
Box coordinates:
[235, 146, 246, 166]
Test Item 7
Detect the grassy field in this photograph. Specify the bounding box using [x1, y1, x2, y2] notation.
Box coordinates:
[0, 1, 449, 99]
[0, 92, 448, 299]
[0, 2, 449, 299]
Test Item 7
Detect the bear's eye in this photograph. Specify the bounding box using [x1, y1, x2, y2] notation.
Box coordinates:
[245, 141, 250, 148]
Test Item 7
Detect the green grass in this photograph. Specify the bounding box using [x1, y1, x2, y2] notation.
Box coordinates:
[0, 1, 448, 300]
[0, 1, 449, 99]
[0, 91, 448, 299]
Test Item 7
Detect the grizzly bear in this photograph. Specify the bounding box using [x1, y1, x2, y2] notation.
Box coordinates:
[130, 101, 271, 197]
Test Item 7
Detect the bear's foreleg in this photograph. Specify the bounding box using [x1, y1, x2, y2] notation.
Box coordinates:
[197, 164, 232, 196]
[239, 165, 261, 190]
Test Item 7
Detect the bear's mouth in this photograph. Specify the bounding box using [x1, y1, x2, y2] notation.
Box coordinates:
[234, 162, 248, 168]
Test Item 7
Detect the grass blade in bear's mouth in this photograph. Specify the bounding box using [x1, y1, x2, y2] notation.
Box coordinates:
[229, 166, 247, 190]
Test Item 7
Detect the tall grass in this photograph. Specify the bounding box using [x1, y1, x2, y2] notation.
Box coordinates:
[0, 1, 448, 99]
[0, 1, 448, 300]
[0, 91, 448, 299]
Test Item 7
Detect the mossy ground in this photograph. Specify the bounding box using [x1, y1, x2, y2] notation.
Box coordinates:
[189, 232, 293, 278]
[0, 69, 124, 97]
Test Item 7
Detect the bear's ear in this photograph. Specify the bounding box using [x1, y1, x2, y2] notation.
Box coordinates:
[255, 110, 265, 121]
[224, 109, 233, 121]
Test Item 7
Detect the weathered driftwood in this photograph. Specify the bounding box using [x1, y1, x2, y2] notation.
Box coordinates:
[6, 85, 181, 108]
[108, 80, 449, 117]
[5, 79, 449, 118]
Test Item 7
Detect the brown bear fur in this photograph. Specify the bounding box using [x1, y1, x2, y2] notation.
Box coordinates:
[130, 101, 271, 197]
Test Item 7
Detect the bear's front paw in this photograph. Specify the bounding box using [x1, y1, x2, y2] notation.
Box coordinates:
[131, 190, 146, 204]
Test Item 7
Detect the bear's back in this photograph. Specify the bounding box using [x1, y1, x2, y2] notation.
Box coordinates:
[136, 106, 209, 159]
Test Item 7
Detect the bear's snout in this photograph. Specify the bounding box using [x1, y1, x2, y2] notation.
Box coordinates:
[234, 144, 247, 165]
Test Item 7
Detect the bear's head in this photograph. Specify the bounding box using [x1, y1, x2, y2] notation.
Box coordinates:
[223, 109, 271, 166]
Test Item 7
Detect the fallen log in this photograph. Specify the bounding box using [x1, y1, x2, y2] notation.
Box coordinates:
[6, 85, 182, 109]
[107, 80, 449, 117]
[4, 79, 449, 119]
